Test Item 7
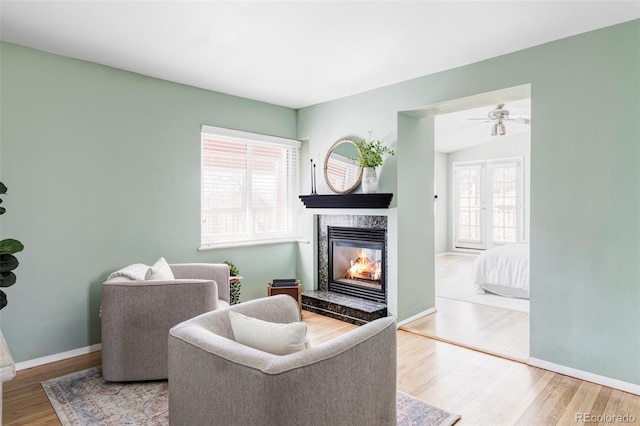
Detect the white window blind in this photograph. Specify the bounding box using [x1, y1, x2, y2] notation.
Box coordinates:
[200, 125, 300, 248]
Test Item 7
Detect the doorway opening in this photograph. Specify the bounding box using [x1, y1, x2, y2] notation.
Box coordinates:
[402, 85, 531, 362]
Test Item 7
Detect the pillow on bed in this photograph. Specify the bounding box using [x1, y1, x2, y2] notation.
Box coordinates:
[228, 310, 308, 355]
[145, 257, 175, 280]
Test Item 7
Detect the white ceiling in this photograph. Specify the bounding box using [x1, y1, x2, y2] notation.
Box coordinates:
[434, 98, 531, 153]
[1, 1, 638, 110]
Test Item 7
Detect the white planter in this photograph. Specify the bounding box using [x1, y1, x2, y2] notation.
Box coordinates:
[362, 167, 378, 193]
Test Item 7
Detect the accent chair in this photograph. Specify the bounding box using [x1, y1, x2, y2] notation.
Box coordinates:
[101, 263, 230, 382]
[168, 295, 397, 426]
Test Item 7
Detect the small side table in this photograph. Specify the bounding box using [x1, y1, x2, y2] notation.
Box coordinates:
[268, 281, 301, 315]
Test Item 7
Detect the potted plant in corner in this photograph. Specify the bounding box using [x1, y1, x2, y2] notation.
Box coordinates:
[354, 132, 395, 193]
[0, 182, 24, 310]
[224, 260, 242, 305]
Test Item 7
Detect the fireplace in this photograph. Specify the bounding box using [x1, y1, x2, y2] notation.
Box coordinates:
[328, 226, 386, 303]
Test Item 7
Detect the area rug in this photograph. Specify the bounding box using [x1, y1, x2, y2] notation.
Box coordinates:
[42, 366, 460, 426]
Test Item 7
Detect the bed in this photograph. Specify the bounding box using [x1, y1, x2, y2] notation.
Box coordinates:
[472, 243, 530, 299]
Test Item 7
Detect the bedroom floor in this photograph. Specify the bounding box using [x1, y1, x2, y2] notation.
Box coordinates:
[435, 254, 529, 312]
[400, 254, 530, 362]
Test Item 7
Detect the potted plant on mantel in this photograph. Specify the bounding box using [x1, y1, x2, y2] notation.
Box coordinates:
[0, 182, 24, 311]
[354, 132, 395, 193]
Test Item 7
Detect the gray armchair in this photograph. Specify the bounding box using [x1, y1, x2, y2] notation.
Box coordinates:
[101, 263, 230, 382]
[168, 295, 397, 426]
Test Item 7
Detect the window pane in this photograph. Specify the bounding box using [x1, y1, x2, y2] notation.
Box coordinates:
[201, 131, 299, 246]
[493, 167, 504, 181]
[251, 145, 292, 235]
[459, 226, 468, 240]
[460, 210, 468, 226]
[491, 164, 519, 244]
[201, 139, 249, 241]
[456, 166, 483, 244]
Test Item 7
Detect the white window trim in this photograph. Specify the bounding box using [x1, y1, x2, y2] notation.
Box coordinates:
[199, 125, 301, 250]
[201, 125, 301, 149]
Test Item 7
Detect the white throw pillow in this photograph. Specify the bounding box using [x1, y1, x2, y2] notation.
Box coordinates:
[145, 257, 175, 280]
[228, 310, 309, 355]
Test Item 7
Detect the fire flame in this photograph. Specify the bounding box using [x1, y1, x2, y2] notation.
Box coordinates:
[346, 250, 381, 281]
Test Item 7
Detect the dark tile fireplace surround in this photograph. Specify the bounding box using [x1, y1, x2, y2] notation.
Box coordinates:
[302, 215, 388, 325]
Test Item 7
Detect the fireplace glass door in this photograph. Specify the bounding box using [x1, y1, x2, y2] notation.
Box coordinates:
[328, 226, 386, 303]
[332, 242, 382, 290]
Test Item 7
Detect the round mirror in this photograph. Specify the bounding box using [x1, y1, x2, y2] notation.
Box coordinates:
[324, 138, 363, 194]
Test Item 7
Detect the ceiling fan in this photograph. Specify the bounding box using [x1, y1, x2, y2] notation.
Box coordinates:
[466, 103, 531, 136]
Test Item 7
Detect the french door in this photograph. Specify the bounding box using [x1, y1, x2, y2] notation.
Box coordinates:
[453, 158, 523, 250]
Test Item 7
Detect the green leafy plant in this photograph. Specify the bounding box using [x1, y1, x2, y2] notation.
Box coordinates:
[224, 260, 241, 305]
[224, 260, 239, 277]
[354, 132, 395, 168]
[0, 182, 24, 310]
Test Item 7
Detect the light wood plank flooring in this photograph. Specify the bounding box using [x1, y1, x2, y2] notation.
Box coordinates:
[4, 312, 640, 425]
[428, 254, 530, 361]
[3, 350, 102, 425]
[401, 297, 530, 362]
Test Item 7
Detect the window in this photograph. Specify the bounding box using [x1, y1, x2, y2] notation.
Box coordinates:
[200, 125, 300, 248]
[453, 158, 523, 249]
[490, 163, 519, 243]
[454, 164, 483, 244]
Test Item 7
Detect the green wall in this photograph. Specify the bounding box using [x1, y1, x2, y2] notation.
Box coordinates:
[297, 20, 640, 384]
[434, 152, 448, 254]
[2, 18, 639, 387]
[397, 113, 436, 319]
[0, 42, 298, 362]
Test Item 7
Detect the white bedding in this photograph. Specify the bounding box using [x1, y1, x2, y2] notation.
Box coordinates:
[472, 243, 530, 299]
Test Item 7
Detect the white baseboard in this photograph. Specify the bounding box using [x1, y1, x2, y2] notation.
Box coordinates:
[396, 307, 437, 327]
[446, 250, 480, 257]
[528, 357, 640, 396]
[15, 343, 102, 372]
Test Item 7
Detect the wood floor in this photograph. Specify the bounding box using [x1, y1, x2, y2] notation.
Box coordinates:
[429, 254, 530, 361]
[5, 312, 640, 425]
[3, 350, 102, 425]
[401, 297, 530, 361]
